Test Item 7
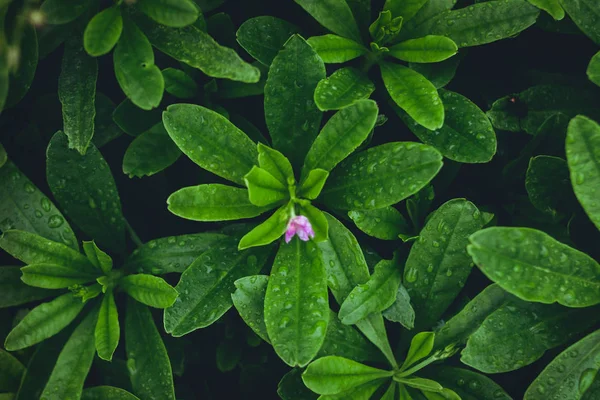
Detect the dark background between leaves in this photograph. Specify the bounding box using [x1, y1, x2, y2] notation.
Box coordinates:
[1, 0, 600, 398]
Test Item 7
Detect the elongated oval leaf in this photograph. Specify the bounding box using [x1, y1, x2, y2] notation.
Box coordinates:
[257, 143, 294, 185]
[264, 238, 329, 367]
[526, 155, 574, 218]
[349, 207, 411, 240]
[528, 0, 564, 20]
[244, 166, 288, 207]
[95, 291, 120, 361]
[559, 0, 600, 44]
[232, 275, 270, 343]
[238, 206, 290, 250]
[47, 132, 126, 254]
[588, 51, 600, 87]
[0, 266, 54, 308]
[163, 104, 257, 185]
[566, 115, 600, 231]
[119, 274, 178, 309]
[40, 0, 93, 24]
[82, 386, 140, 400]
[294, 0, 362, 42]
[383, 284, 415, 329]
[137, 0, 199, 27]
[381, 62, 444, 130]
[236, 16, 300, 66]
[278, 368, 319, 400]
[306, 35, 368, 63]
[84, 6, 123, 56]
[6, 25, 38, 108]
[314, 67, 375, 111]
[389, 35, 457, 63]
[384, 0, 429, 21]
[424, 366, 511, 400]
[0, 349, 24, 392]
[468, 227, 600, 307]
[83, 241, 112, 275]
[123, 123, 182, 178]
[21, 263, 99, 289]
[112, 99, 162, 136]
[164, 237, 272, 336]
[321, 142, 443, 210]
[162, 68, 197, 98]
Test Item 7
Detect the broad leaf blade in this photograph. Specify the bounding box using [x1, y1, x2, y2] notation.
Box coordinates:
[0, 266, 54, 308]
[389, 35, 457, 63]
[82, 386, 140, 400]
[137, 0, 199, 27]
[588, 51, 600, 86]
[238, 206, 289, 250]
[349, 207, 411, 240]
[526, 155, 574, 218]
[236, 16, 299, 66]
[162, 68, 197, 98]
[0, 349, 24, 392]
[314, 67, 375, 111]
[559, 0, 600, 44]
[294, 0, 362, 42]
[20, 263, 99, 289]
[231, 275, 270, 343]
[123, 123, 182, 178]
[119, 274, 178, 308]
[84, 6, 123, 56]
[95, 291, 120, 361]
[306, 35, 368, 63]
[424, 366, 511, 400]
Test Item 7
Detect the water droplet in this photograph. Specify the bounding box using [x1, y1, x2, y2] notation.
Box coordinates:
[88, 197, 97, 209]
[35, 210, 43, 218]
[48, 215, 64, 228]
[24, 183, 35, 193]
[41, 197, 52, 212]
[279, 317, 290, 328]
[405, 268, 418, 283]
[432, 241, 440, 248]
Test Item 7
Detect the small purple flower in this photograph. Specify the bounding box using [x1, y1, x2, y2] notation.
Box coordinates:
[285, 215, 315, 243]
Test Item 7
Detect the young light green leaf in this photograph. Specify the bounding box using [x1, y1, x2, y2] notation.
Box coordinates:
[83, 241, 112, 274]
[132, 12, 260, 83]
[114, 18, 164, 110]
[294, 0, 362, 42]
[528, 0, 564, 20]
[163, 104, 257, 185]
[319, 379, 389, 399]
[588, 51, 600, 86]
[5, 25, 38, 108]
[20, 263, 99, 289]
[396, 377, 443, 392]
[298, 169, 329, 200]
[84, 6, 123, 56]
[338, 259, 401, 325]
[381, 62, 444, 130]
[409, 56, 461, 89]
[123, 123, 182, 178]
[383, 284, 415, 329]
[236, 16, 300, 66]
[265, 34, 325, 169]
[524, 329, 600, 400]
[126, 299, 175, 400]
[167, 184, 268, 221]
[389, 36, 457, 63]
[162, 68, 197, 98]
[232, 275, 270, 343]
[137, 0, 199, 27]
[238, 205, 290, 250]
[526, 156, 574, 218]
[0, 266, 54, 308]
[314, 67, 375, 111]
[559, 0, 600, 44]
[59, 36, 98, 154]
[164, 237, 272, 335]
[82, 386, 140, 400]
[95, 290, 120, 361]
[302, 356, 392, 395]
[384, 0, 429, 21]
[404, 199, 485, 329]
[41, 309, 98, 400]
[119, 274, 178, 308]
[47, 132, 126, 253]
[303, 99, 379, 176]
[349, 207, 411, 240]
[257, 143, 294, 186]
[424, 366, 512, 400]
[0, 161, 77, 249]
[306, 35, 368, 63]
[566, 115, 600, 231]
[402, 332, 435, 370]
[468, 227, 600, 307]
[264, 239, 329, 367]
[298, 203, 328, 242]
[369, 11, 403, 44]
[40, 0, 93, 24]
[0, 349, 24, 392]
[321, 142, 443, 210]
[244, 166, 288, 207]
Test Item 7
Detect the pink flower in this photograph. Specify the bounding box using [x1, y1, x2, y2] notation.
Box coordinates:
[285, 215, 315, 243]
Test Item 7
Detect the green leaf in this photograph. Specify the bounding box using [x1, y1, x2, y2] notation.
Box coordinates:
[257, 143, 294, 186]
[396, 377, 442, 392]
[58, 36, 98, 155]
[528, 0, 565, 20]
[0, 349, 24, 392]
[298, 169, 329, 200]
[162, 68, 197, 99]
[93, 93, 123, 147]
[236, 16, 300, 66]
[404, 199, 485, 329]
[380, 62, 444, 130]
[294, 0, 362, 42]
[163, 104, 257, 185]
[124, 233, 227, 274]
[384, 0, 429, 21]
[238, 206, 290, 250]
[84, 6, 123, 56]
[126, 299, 175, 400]
[424, 366, 512, 400]
[338, 259, 401, 325]
[369, 11, 403, 44]
[95, 291, 120, 361]
[389, 36, 457, 63]
[588, 51, 600, 86]
[164, 237, 272, 335]
[302, 356, 392, 395]
[298, 203, 329, 242]
[112, 99, 162, 136]
[82, 386, 140, 400]
[409, 56, 461, 89]
[559, 0, 600, 44]
[0, 266, 54, 308]
[566, 115, 600, 231]
[314, 67, 375, 111]
[0, 144, 5, 168]
[402, 332, 435, 370]
[265, 35, 325, 169]
[383, 284, 415, 329]
[264, 238, 329, 367]
[244, 166, 288, 207]
[526, 156, 574, 218]
[132, 11, 260, 83]
[231, 275, 270, 343]
[524, 329, 600, 399]
[319, 379, 388, 399]
[0, 161, 77, 249]
[5, 25, 38, 108]
[20, 263, 99, 289]
[167, 184, 268, 221]
[114, 18, 164, 110]
[47, 132, 126, 253]
[83, 241, 112, 275]
[41, 309, 98, 400]
[123, 123, 182, 178]
[40, 0, 93, 24]
[119, 274, 178, 308]
[137, 0, 199, 27]
[278, 368, 318, 400]
[349, 207, 411, 240]
[468, 227, 600, 307]
[321, 142, 443, 210]
[303, 99, 379, 176]
[306, 35, 368, 63]
[461, 300, 600, 373]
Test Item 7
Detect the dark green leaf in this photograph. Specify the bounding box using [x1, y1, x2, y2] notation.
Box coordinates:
[40, 0, 93, 24]
[82, 386, 140, 400]
[119, 274, 178, 308]
[278, 368, 318, 400]
[0, 266, 54, 308]
[526, 156, 574, 218]
[588, 51, 600, 86]
[236, 16, 299, 66]
[231, 275, 270, 343]
[314, 67, 375, 111]
[112, 99, 162, 136]
[244, 166, 288, 207]
[528, 0, 564, 20]
[93, 93, 123, 147]
[6, 25, 38, 108]
[349, 207, 411, 240]
[383, 284, 415, 329]
[84, 6, 123, 56]
[95, 290, 120, 361]
[389, 35, 457, 63]
[294, 0, 362, 42]
[409, 56, 461, 89]
[238, 205, 290, 250]
[424, 366, 511, 400]
[215, 63, 267, 98]
[123, 123, 182, 178]
[162, 68, 197, 98]
[384, 0, 429, 21]
[559, 0, 600, 44]
[216, 338, 242, 372]
[0, 349, 24, 392]
[137, 0, 199, 28]
[306, 35, 368, 63]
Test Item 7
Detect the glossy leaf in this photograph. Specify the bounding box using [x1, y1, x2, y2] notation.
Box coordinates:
[47, 132, 126, 253]
[238, 206, 290, 250]
[319, 379, 388, 399]
[257, 143, 294, 186]
[231, 275, 270, 343]
[82, 241, 112, 274]
[349, 207, 411, 240]
[82, 386, 140, 400]
[20, 263, 99, 289]
[402, 332, 435, 369]
[526, 156, 574, 218]
[384, 0, 429, 21]
[112, 99, 162, 136]
[137, 0, 199, 27]
[298, 203, 328, 242]
[294, 0, 362, 42]
[528, 0, 564, 20]
[588, 51, 600, 86]
[306, 35, 368, 63]
[278, 368, 318, 400]
[468, 227, 600, 307]
[398, 90, 497, 163]
[164, 237, 272, 336]
[566, 115, 600, 231]
[409, 56, 461, 89]
[40, 0, 93, 24]
[58, 36, 98, 154]
[119, 274, 178, 308]
[0, 349, 24, 392]
[389, 36, 457, 63]
[236, 16, 299, 66]
[298, 169, 328, 200]
[95, 291, 120, 361]
[163, 104, 257, 185]
[264, 238, 329, 367]
[424, 366, 511, 400]
[84, 6, 123, 56]
[123, 123, 182, 178]
[244, 166, 288, 207]
[264, 35, 325, 169]
[0, 266, 54, 308]
[126, 299, 176, 400]
[167, 184, 268, 221]
[380, 62, 444, 130]
[321, 142, 443, 210]
[162, 68, 197, 98]
[559, 0, 600, 44]
[314, 67, 375, 111]
[383, 284, 415, 329]
[0, 161, 77, 249]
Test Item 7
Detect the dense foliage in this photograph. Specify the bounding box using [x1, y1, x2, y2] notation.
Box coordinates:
[1, 0, 600, 399]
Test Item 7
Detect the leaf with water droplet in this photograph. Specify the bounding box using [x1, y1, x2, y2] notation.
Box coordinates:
[123, 122, 182, 178]
[314, 68, 375, 111]
[587, 51, 600, 87]
[0, 266, 54, 308]
[526, 155, 576, 220]
[81, 386, 140, 399]
[232, 275, 270, 343]
[349, 206, 411, 240]
[383, 284, 415, 330]
[277, 368, 318, 400]
[559, 0, 600, 44]
[294, 0, 362, 42]
[95, 290, 120, 362]
[423, 366, 511, 400]
[237, 16, 300, 66]
[119, 274, 178, 309]
[306, 34, 368, 63]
